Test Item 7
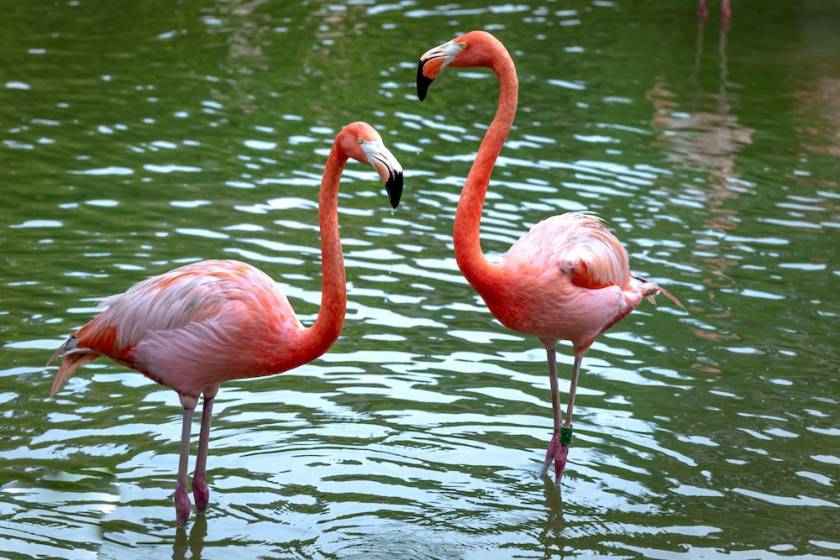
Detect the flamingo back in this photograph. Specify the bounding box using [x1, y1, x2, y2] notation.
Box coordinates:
[50, 260, 303, 397]
[505, 212, 630, 289]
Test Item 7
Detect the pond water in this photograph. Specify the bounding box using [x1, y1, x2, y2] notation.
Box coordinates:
[1, 1, 838, 558]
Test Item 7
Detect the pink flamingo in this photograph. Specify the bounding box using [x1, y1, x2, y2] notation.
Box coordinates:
[47, 122, 403, 525]
[417, 31, 683, 479]
[698, 0, 732, 24]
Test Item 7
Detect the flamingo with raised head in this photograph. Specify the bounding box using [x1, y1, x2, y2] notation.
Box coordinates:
[416, 31, 683, 479]
[47, 122, 404, 525]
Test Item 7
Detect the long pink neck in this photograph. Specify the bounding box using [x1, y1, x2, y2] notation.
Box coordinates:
[454, 45, 518, 299]
[297, 142, 347, 361]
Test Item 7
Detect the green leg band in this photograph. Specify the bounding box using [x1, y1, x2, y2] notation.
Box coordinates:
[560, 426, 573, 446]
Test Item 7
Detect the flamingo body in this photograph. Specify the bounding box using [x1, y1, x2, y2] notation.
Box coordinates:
[52, 260, 308, 400]
[417, 31, 682, 479]
[492, 212, 649, 351]
[47, 121, 404, 525]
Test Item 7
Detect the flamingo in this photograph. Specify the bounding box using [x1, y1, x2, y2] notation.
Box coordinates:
[416, 31, 683, 479]
[698, 0, 732, 24]
[46, 121, 404, 525]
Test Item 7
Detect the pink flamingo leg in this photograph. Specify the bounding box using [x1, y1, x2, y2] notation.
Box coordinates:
[721, 0, 731, 23]
[541, 351, 583, 479]
[697, 0, 709, 19]
[540, 348, 563, 476]
[175, 400, 195, 526]
[192, 386, 218, 513]
[556, 353, 583, 478]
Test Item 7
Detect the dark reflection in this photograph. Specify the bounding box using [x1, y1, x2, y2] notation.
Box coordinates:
[538, 474, 565, 558]
[172, 515, 207, 560]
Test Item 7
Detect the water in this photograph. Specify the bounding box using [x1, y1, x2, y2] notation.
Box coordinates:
[1, 1, 839, 558]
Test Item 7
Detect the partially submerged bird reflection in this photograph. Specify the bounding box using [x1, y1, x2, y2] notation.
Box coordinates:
[172, 514, 207, 560]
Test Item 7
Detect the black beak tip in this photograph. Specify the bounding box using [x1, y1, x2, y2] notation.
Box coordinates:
[416, 60, 433, 102]
[386, 171, 403, 209]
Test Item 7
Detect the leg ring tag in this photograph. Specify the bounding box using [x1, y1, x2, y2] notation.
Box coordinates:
[560, 426, 573, 446]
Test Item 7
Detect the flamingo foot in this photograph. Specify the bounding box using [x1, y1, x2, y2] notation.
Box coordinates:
[721, 3, 732, 24]
[193, 475, 210, 513]
[697, 0, 709, 19]
[554, 444, 570, 478]
[539, 427, 573, 479]
[540, 432, 561, 477]
[174, 482, 191, 526]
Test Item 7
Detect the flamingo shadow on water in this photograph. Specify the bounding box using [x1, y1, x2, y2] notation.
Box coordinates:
[47, 122, 404, 526]
[416, 31, 686, 481]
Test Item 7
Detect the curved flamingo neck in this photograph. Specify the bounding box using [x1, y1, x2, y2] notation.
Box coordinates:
[454, 43, 518, 299]
[297, 142, 348, 361]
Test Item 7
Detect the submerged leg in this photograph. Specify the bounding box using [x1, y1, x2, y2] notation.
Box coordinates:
[175, 396, 196, 526]
[554, 353, 583, 478]
[540, 347, 563, 477]
[192, 385, 219, 513]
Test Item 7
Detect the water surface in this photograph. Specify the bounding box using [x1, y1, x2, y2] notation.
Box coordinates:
[1, 1, 839, 558]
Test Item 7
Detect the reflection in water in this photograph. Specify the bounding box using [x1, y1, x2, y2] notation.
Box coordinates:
[539, 475, 565, 558]
[795, 76, 840, 159]
[647, 14, 754, 327]
[647, 16, 758, 371]
[172, 515, 207, 560]
[649, 18, 753, 187]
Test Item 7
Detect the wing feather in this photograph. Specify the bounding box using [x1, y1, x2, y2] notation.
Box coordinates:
[506, 212, 630, 289]
[76, 260, 294, 354]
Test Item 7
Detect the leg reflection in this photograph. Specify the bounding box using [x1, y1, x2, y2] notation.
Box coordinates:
[172, 514, 207, 560]
[538, 471, 565, 558]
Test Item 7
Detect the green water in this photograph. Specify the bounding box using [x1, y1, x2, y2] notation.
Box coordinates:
[2, 1, 839, 558]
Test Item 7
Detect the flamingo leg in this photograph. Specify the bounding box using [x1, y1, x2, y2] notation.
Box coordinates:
[553, 353, 584, 478]
[564, 353, 583, 428]
[539, 347, 564, 477]
[721, 0, 731, 24]
[175, 399, 196, 526]
[192, 386, 218, 513]
[540, 351, 584, 479]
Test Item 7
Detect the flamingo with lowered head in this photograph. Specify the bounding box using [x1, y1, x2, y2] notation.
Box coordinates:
[47, 121, 403, 525]
[416, 31, 683, 479]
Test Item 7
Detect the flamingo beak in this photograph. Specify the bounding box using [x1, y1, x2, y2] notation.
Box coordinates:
[362, 140, 403, 209]
[416, 40, 466, 101]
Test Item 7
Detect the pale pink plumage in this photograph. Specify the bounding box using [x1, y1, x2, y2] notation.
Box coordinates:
[50, 260, 304, 399]
[498, 213, 636, 347]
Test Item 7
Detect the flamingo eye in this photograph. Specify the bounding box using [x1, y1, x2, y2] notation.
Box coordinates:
[357, 137, 364, 144]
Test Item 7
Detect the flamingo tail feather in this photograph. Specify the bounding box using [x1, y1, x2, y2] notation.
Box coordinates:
[658, 286, 686, 310]
[632, 273, 686, 311]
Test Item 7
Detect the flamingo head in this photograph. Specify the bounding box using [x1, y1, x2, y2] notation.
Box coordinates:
[416, 30, 502, 101]
[338, 121, 403, 208]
